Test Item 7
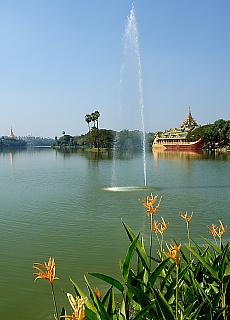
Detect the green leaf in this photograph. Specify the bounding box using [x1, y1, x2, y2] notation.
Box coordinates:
[219, 242, 229, 280]
[224, 265, 230, 276]
[187, 302, 204, 320]
[88, 272, 124, 293]
[84, 275, 110, 320]
[131, 302, 156, 320]
[127, 283, 151, 308]
[101, 286, 112, 306]
[122, 234, 140, 282]
[185, 244, 219, 280]
[69, 278, 98, 314]
[160, 261, 176, 291]
[149, 258, 170, 287]
[165, 264, 191, 301]
[153, 288, 175, 320]
[202, 237, 222, 255]
[106, 287, 116, 317]
[123, 222, 150, 271]
[85, 307, 100, 320]
[183, 301, 197, 317]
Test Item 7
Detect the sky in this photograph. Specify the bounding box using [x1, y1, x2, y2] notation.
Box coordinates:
[0, 0, 229, 138]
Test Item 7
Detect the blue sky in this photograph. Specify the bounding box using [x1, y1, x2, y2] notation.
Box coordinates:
[0, 0, 229, 138]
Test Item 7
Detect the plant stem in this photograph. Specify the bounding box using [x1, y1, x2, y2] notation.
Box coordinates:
[175, 264, 179, 320]
[50, 282, 58, 320]
[160, 234, 164, 261]
[222, 282, 226, 320]
[187, 222, 191, 260]
[149, 213, 153, 270]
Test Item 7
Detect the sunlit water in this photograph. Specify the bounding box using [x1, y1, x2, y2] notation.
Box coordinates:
[0, 147, 229, 319]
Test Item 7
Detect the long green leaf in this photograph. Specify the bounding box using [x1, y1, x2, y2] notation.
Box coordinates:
[88, 272, 124, 293]
[219, 242, 229, 280]
[165, 263, 191, 301]
[160, 261, 176, 291]
[185, 244, 219, 280]
[202, 237, 222, 255]
[149, 258, 170, 287]
[153, 288, 175, 320]
[131, 302, 156, 320]
[85, 308, 99, 320]
[187, 302, 204, 320]
[106, 287, 117, 317]
[69, 278, 97, 313]
[123, 222, 150, 271]
[183, 301, 197, 317]
[224, 265, 230, 276]
[101, 286, 112, 306]
[84, 275, 111, 320]
[127, 284, 151, 308]
[122, 234, 140, 282]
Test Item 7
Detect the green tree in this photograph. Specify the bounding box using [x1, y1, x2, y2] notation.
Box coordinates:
[94, 110, 100, 129]
[84, 114, 92, 134]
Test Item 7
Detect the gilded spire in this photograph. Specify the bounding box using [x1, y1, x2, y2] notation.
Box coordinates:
[180, 107, 198, 128]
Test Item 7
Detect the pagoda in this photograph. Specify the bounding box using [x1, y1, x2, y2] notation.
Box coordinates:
[152, 107, 204, 151]
[7, 127, 17, 139]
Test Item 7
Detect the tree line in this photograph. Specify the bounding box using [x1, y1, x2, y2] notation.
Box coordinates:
[53, 113, 230, 151]
[187, 119, 230, 149]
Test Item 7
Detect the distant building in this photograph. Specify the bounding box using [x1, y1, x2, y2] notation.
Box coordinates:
[7, 127, 17, 139]
[152, 107, 204, 151]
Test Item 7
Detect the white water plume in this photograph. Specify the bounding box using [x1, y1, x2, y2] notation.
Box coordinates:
[112, 3, 147, 188]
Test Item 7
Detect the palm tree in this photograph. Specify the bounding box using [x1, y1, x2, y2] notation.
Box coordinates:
[94, 110, 100, 129]
[85, 114, 92, 134]
[91, 112, 97, 128]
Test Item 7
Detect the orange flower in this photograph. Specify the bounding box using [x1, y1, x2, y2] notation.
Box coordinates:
[158, 216, 169, 234]
[151, 220, 160, 234]
[141, 194, 158, 209]
[33, 257, 58, 284]
[207, 224, 218, 239]
[61, 293, 87, 320]
[141, 194, 162, 216]
[179, 211, 193, 223]
[94, 287, 101, 300]
[217, 220, 227, 238]
[165, 242, 181, 265]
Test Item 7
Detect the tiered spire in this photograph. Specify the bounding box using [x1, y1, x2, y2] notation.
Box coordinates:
[180, 107, 198, 128]
[7, 127, 16, 139]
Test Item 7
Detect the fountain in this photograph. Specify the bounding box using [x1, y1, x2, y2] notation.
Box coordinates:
[106, 3, 147, 192]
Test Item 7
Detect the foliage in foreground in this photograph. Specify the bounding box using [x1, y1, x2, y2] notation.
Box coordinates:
[33, 195, 230, 319]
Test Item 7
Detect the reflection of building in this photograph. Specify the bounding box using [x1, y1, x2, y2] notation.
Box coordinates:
[153, 150, 204, 161]
[152, 107, 204, 151]
[7, 127, 17, 139]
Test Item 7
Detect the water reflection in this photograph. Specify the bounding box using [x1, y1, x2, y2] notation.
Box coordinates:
[153, 150, 204, 161]
[54, 147, 147, 161]
[152, 150, 230, 161]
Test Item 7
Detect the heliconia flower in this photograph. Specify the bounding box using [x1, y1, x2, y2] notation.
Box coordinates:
[141, 194, 162, 216]
[207, 224, 218, 239]
[179, 211, 193, 223]
[61, 293, 87, 320]
[217, 220, 227, 238]
[158, 216, 169, 234]
[141, 194, 158, 209]
[33, 257, 58, 284]
[151, 220, 160, 234]
[94, 287, 101, 300]
[165, 242, 181, 265]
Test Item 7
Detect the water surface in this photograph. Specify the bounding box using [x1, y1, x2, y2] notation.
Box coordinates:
[0, 148, 229, 319]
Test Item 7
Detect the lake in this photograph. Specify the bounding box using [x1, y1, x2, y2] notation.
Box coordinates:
[0, 147, 229, 319]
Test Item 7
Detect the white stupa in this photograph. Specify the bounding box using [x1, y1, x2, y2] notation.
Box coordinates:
[7, 127, 17, 139]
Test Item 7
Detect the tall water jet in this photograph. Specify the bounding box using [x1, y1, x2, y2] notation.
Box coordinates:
[112, 3, 147, 189]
